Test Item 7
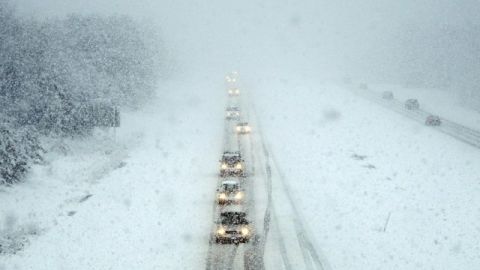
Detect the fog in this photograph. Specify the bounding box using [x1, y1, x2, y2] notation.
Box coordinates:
[3, 1, 480, 268]
[14, 0, 480, 88]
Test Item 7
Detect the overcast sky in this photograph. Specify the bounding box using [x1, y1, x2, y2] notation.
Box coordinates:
[12, 0, 480, 81]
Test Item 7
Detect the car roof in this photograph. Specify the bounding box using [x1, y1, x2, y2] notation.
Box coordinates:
[221, 180, 240, 185]
[220, 204, 244, 213]
[223, 151, 240, 156]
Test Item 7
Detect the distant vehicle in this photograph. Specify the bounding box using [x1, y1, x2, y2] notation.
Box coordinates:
[220, 151, 245, 177]
[225, 71, 239, 85]
[425, 115, 441, 126]
[359, 83, 369, 90]
[215, 211, 252, 244]
[342, 76, 352, 84]
[228, 88, 240, 96]
[216, 179, 245, 205]
[225, 106, 240, 120]
[382, 91, 394, 100]
[405, 99, 420, 110]
[236, 122, 251, 134]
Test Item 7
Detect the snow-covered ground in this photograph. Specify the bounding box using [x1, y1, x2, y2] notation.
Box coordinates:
[1, 78, 225, 269]
[251, 79, 480, 270]
[2, 74, 480, 270]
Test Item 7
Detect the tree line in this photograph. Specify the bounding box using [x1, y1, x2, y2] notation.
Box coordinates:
[0, 1, 164, 184]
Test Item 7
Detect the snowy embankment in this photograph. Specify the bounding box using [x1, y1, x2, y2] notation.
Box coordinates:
[1, 78, 224, 269]
[251, 79, 480, 270]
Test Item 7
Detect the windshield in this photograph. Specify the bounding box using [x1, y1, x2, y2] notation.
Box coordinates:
[220, 213, 249, 225]
[2, 1, 480, 270]
[223, 184, 239, 192]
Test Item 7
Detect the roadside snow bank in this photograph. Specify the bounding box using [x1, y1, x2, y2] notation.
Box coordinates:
[1, 78, 225, 269]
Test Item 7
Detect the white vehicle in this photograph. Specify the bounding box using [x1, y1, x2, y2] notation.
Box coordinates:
[220, 151, 245, 177]
[215, 211, 252, 244]
[225, 71, 239, 84]
[225, 106, 240, 120]
[216, 179, 245, 205]
[236, 122, 251, 134]
[228, 88, 240, 96]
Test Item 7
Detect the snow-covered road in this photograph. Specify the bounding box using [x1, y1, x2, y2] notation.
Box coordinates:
[2, 75, 480, 270]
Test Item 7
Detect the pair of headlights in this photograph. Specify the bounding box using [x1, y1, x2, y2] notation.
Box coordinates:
[220, 163, 242, 170]
[217, 192, 243, 201]
[236, 126, 251, 132]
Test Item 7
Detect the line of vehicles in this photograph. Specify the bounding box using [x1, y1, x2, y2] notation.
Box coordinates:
[213, 72, 254, 245]
[380, 90, 442, 126]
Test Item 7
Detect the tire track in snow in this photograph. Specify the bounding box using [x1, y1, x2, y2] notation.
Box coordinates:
[249, 93, 328, 270]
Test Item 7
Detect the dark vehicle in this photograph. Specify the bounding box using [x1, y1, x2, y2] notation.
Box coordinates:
[216, 179, 244, 205]
[405, 99, 420, 110]
[382, 91, 394, 100]
[215, 211, 252, 244]
[220, 151, 244, 177]
[225, 106, 240, 120]
[425, 115, 441, 126]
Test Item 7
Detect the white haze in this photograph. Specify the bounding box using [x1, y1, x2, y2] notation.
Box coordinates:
[14, 0, 480, 85]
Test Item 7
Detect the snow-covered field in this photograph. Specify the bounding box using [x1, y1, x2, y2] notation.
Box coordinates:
[1, 78, 225, 269]
[251, 79, 480, 270]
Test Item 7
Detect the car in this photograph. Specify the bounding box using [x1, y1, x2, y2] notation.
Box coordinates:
[425, 115, 441, 126]
[359, 83, 369, 90]
[216, 179, 245, 205]
[220, 151, 245, 177]
[405, 99, 420, 110]
[225, 106, 240, 120]
[225, 71, 239, 84]
[228, 88, 240, 96]
[215, 211, 252, 244]
[382, 91, 394, 100]
[236, 122, 251, 134]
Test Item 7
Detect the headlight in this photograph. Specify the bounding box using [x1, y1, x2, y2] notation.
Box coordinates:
[221, 163, 227, 169]
[218, 193, 227, 200]
[245, 126, 251, 132]
[228, 90, 233, 94]
[241, 227, 249, 236]
[235, 192, 244, 200]
[235, 163, 242, 169]
[235, 89, 240, 94]
[217, 227, 226, 235]
[236, 127, 241, 131]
